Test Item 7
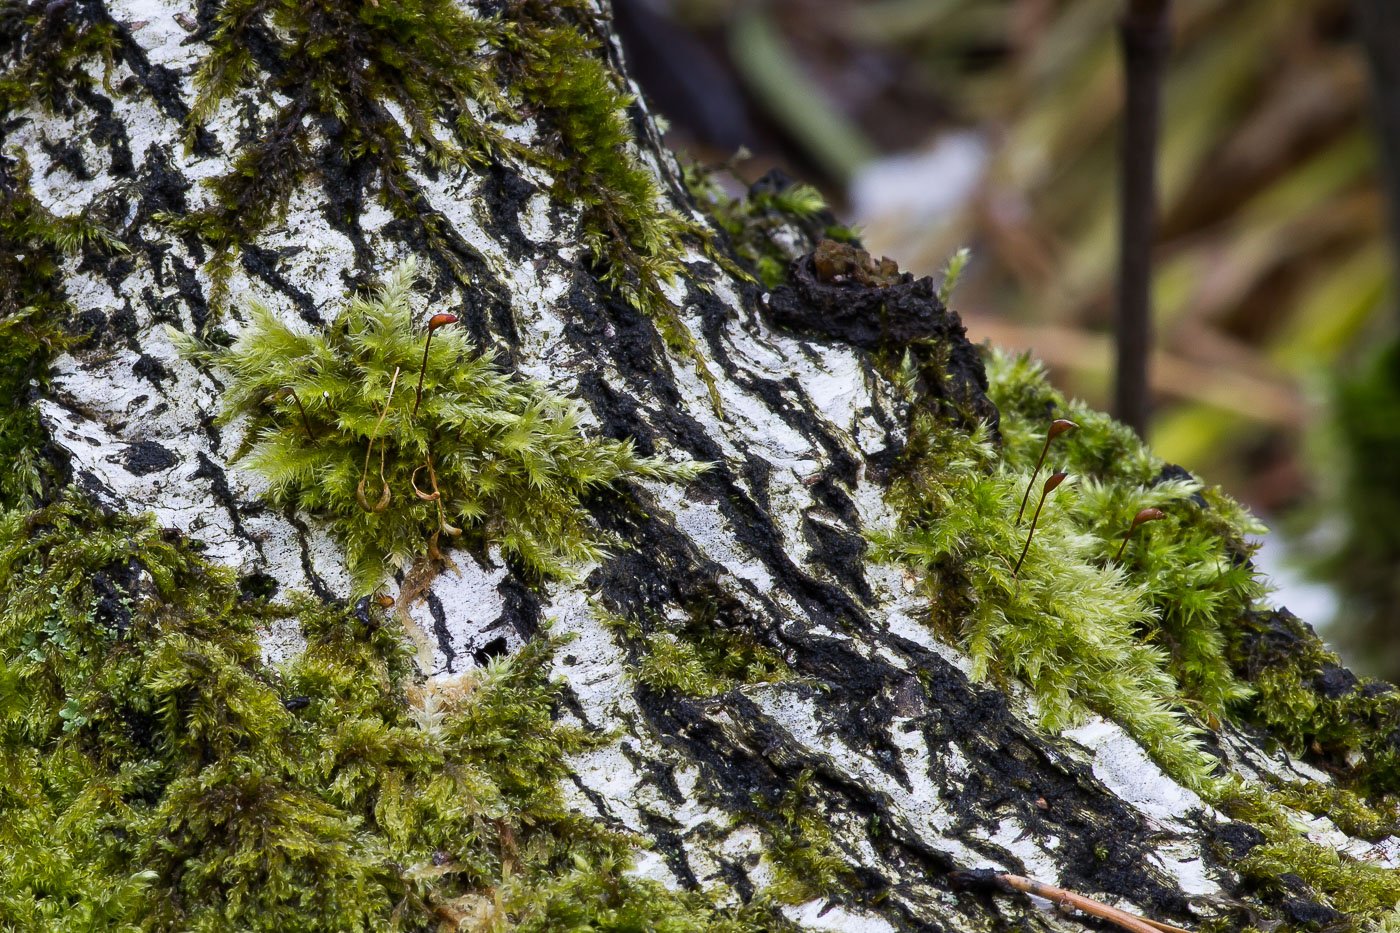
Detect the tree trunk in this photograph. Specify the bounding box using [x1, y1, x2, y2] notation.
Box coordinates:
[5, 1, 1399, 931]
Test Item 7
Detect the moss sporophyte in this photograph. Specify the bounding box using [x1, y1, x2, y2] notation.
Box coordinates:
[173, 259, 707, 598]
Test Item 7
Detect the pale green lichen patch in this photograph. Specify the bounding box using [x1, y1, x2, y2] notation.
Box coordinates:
[0, 494, 793, 931]
[175, 260, 705, 595]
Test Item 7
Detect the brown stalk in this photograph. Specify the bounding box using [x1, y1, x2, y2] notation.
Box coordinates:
[1113, 507, 1166, 563]
[1014, 471, 1067, 576]
[413, 312, 458, 418]
[1016, 419, 1078, 525]
[268, 386, 317, 442]
[357, 366, 400, 513]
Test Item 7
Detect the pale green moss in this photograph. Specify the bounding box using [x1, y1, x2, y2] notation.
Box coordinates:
[749, 771, 855, 906]
[596, 601, 789, 698]
[174, 260, 705, 595]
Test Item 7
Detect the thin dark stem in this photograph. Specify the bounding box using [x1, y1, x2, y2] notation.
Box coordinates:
[1115, 0, 1172, 436]
[1354, 0, 1400, 308]
[1113, 507, 1165, 563]
[1015, 436, 1051, 526]
[1113, 528, 1135, 564]
[413, 332, 434, 419]
[285, 387, 316, 442]
[1014, 493, 1046, 577]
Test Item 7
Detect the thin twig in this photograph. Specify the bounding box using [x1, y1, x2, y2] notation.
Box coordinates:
[950, 870, 1192, 933]
[1115, 0, 1172, 436]
[999, 873, 1185, 933]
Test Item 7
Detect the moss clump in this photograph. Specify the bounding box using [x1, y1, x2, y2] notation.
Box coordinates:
[870, 418, 1221, 789]
[1229, 606, 1400, 797]
[596, 601, 789, 698]
[684, 166, 856, 290]
[990, 350, 1265, 715]
[176, 260, 704, 594]
[748, 771, 855, 905]
[1218, 785, 1400, 930]
[871, 345, 1270, 790]
[0, 493, 791, 931]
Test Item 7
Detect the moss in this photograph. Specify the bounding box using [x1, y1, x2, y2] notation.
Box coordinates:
[870, 416, 1221, 790]
[0, 492, 794, 931]
[1228, 606, 1400, 797]
[747, 771, 856, 906]
[870, 346, 1275, 788]
[0, 0, 119, 117]
[988, 350, 1266, 716]
[868, 323, 1400, 927]
[1218, 785, 1400, 931]
[175, 260, 705, 595]
[684, 164, 857, 290]
[596, 600, 788, 698]
[164, 0, 724, 402]
[0, 148, 124, 509]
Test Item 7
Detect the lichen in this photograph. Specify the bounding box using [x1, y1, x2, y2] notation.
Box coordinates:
[0, 493, 794, 931]
[175, 259, 705, 595]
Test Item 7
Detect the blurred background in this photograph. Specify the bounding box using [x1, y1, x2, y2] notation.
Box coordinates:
[613, 0, 1400, 675]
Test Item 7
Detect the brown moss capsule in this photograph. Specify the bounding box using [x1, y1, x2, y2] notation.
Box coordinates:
[1113, 507, 1166, 563]
[1017, 419, 1078, 525]
[356, 478, 391, 513]
[414, 313, 458, 418]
